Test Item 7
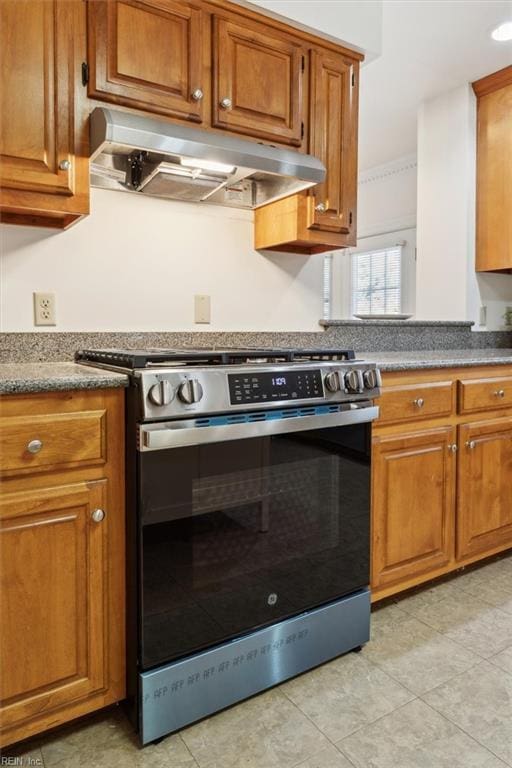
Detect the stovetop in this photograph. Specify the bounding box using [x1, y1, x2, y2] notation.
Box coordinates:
[76, 347, 357, 369]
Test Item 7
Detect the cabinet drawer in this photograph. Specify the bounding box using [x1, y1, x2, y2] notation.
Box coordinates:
[0, 410, 106, 476]
[458, 377, 512, 414]
[377, 382, 455, 426]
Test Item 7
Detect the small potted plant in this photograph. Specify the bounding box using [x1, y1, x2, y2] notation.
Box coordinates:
[504, 307, 512, 327]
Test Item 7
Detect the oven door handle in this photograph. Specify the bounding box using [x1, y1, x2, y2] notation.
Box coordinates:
[138, 405, 379, 451]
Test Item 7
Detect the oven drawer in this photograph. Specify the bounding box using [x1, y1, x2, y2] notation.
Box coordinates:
[0, 410, 106, 476]
[377, 382, 455, 425]
[458, 377, 512, 414]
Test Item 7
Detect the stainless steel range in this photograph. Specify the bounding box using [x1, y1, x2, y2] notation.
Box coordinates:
[77, 347, 381, 744]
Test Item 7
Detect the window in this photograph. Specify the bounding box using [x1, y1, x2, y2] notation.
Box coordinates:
[322, 253, 333, 320]
[351, 246, 402, 315]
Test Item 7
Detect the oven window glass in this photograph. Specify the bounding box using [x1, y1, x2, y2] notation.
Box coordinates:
[139, 423, 370, 669]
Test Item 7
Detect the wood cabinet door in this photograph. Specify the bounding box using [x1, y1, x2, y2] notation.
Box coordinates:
[457, 417, 512, 559]
[212, 16, 305, 146]
[309, 50, 358, 237]
[372, 427, 456, 592]
[0, 0, 78, 197]
[0, 482, 108, 735]
[87, 0, 206, 122]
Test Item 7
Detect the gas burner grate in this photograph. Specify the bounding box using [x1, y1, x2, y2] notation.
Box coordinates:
[76, 347, 356, 369]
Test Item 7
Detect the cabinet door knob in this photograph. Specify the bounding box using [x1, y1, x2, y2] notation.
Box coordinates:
[59, 159, 71, 171]
[91, 508, 105, 523]
[466, 440, 476, 450]
[315, 202, 327, 213]
[27, 439, 43, 454]
[495, 389, 505, 398]
[191, 88, 204, 101]
[448, 444, 458, 453]
[413, 398, 425, 408]
[220, 97, 232, 109]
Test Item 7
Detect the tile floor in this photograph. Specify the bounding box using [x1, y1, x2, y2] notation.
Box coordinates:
[3, 552, 512, 768]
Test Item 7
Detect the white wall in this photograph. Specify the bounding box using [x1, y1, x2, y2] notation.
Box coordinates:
[0, 189, 324, 332]
[331, 155, 417, 318]
[416, 84, 512, 330]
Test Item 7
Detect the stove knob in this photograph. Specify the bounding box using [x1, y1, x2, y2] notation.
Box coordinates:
[148, 380, 174, 406]
[344, 369, 363, 393]
[324, 371, 340, 393]
[363, 369, 380, 390]
[178, 378, 204, 404]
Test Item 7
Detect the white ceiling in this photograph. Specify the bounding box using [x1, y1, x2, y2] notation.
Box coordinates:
[358, 0, 512, 171]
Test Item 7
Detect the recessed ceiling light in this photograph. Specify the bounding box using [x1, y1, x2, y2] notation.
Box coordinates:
[491, 21, 512, 41]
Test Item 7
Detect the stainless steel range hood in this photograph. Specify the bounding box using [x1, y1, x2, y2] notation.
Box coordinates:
[89, 107, 325, 209]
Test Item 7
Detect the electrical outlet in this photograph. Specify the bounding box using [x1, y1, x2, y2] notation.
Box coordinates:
[194, 295, 211, 324]
[479, 305, 487, 326]
[33, 292, 56, 326]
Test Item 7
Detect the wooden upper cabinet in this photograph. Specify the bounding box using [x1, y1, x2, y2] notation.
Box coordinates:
[0, 0, 89, 228]
[371, 427, 456, 596]
[473, 66, 512, 273]
[457, 417, 512, 560]
[87, 0, 207, 122]
[212, 16, 305, 146]
[309, 50, 357, 236]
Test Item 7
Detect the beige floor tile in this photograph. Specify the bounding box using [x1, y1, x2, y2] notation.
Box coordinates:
[293, 743, 355, 768]
[40, 707, 197, 768]
[0, 742, 44, 767]
[337, 698, 506, 768]
[457, 578, 512, 615]
[399, 592, 512, 658]
[281, 652, 414, 742]
[363, 614, 480, 694]
[490, 645, 512, 676]
[180, 688, 330, 768]
[370, 602, 411, 639]
[396, 579, 464, 613]
[424, 660, 512, 766]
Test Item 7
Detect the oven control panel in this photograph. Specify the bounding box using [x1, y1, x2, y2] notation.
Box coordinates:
[228, 369, 323, 405]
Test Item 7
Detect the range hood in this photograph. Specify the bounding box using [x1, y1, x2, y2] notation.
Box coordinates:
[89, 108, 325, 209]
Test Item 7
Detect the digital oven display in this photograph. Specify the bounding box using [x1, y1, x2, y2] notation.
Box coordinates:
[228, 369, 324, 405]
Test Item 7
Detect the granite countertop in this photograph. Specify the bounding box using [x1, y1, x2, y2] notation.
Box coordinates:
[364, 349, 512, 372]
[0, 363, 129, 395]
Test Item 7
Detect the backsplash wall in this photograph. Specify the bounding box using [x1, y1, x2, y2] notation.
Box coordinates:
[0, 188, 324, 333]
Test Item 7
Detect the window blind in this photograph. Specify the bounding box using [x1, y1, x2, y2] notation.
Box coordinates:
[323, 253, 333, 320]
[351, 246, 402, 315]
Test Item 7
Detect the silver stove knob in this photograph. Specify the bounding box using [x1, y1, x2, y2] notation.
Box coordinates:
[363, 369, 380, 390]
[148, 380, 174, 406]
[324, 371, 340, 393]
[178, 378, 204, 404]
[344, 369, 363, 393]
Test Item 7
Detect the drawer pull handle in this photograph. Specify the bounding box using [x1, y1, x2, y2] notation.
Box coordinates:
[27, 439, 43, 454]
[191, 88, 204, 101]
[466, 440, 476, 450]
[495, 389, 506, 398]
[220, 97, 232, 109]
[413, 398, 425, 408]
[448, 444, 458, 453]
[91, 509, 105, 523]
[315, 202, 327, 213]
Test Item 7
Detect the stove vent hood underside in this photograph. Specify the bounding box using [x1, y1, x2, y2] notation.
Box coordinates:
[89, 108, 326, 209]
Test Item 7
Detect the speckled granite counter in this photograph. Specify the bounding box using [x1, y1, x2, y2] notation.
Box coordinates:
[364, 349, 512, 372]
[0, 363, 129, 395]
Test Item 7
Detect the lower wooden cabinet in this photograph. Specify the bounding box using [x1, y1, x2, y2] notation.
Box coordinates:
[372, 427, 455, 592]
[0, 389, 125, 748]
[371, 366, 512, 601]
[457, 417, 512, 559]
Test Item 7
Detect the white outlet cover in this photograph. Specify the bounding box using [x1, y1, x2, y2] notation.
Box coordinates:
[33, 292, 56, 326]
[194, 295, 211, 324]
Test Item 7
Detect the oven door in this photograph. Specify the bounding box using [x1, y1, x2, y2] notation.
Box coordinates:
[137, 406, 377, 670]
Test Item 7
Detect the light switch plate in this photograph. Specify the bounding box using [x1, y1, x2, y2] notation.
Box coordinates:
[33, 292, 56, 326]
[194, 295, 211, 324]
[479, 305, 487, 326]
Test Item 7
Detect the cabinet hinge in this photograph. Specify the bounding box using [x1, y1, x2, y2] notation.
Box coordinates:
[349, 211, 353, 226]
[301, 55, 305, 72]
[301, 121, 304, 139]
[351, 72, 355, 87]
[81, 62, 89, 86]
